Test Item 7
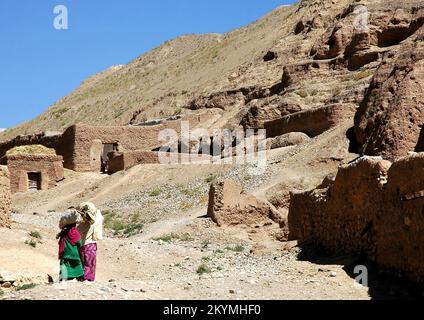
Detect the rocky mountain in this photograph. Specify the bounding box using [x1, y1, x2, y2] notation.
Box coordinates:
[0, 1, 388, 139]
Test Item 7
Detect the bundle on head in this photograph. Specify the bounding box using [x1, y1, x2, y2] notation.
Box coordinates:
[59, 208, 80, 229]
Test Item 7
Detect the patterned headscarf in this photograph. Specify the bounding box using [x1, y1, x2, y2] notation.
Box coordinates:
[78, 202, 97, 224]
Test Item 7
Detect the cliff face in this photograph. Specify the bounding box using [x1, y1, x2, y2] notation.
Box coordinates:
[354, 25, 424, 161]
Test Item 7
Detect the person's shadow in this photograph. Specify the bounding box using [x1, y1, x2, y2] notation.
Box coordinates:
[297, 244, 424, 300]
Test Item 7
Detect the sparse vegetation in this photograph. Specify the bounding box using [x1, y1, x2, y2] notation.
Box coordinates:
[180, 186, 203, 198]
[123, 223, 144, 236]
[179, 201, 193, 210]
[206, 175, 217, 183]
[174, 107, 182, 115]
[103, 210, 144, 237]
[16, 284, 37, 291]
[29, 231, 42, 240]
[310, 89, 319, 96]
[25, 240, 37, 248]
[202, 240, 211, 248]
[197, 264, 212, 275]
[149, 187, 162, 197]
[152, 232, 193, 243]
[225, 244, 245, 252]
[296, 90, 308, 99]
[354, 70, 373, 81]
[152, 233, 179, 243]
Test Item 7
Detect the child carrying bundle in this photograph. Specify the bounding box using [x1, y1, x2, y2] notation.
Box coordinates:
[57, 207, 84, 281]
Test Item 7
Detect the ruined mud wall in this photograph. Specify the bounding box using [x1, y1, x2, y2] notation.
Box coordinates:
[208, 180, 284, 227]
[0, 166, 11, 228]
[0, 133, 62, 160]
[67, 114, 206, 172]
[289, 157, 390, 256]
[264, 104, 356, 138]
[108, 151, 160, 174]
[376, 154, 424, 282]
[5, 155, 64, 194]
[289, 154, 424, 283]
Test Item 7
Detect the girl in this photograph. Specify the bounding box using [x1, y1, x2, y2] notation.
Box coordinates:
[57, 208, 84, 281]
[77, 202, 104, 282]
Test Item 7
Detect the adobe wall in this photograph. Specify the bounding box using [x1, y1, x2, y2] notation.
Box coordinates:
[5, 154, 64, 194]
[289, 157, 391, 256]
[264, 104, 356, 138]
[67, 114, 205, 172]
[376, 154, 424, 282]
[0, 133, 62, 160]
[207, 179, 285, 228]
[288, 153, 424, 283]
[0, 166, 11, 228]
[108, 151, 160, 173]
[0, 113, 208, 173]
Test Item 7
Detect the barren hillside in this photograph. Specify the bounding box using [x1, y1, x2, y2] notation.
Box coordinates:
[1, 4, 296, 140]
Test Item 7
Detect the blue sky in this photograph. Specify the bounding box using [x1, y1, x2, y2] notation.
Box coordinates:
[0, 0, 296, 129]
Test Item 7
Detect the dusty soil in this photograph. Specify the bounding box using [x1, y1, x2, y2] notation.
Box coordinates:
[0, 123, 373, 300]
[1, 209, 370, 300]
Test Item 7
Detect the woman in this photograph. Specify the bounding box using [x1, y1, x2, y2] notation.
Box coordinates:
[77, 202, 104, 282]
[57, 208, 84, 281]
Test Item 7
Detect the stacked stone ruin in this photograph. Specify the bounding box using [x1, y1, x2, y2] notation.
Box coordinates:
[0, 166, 11, 228]
[289, 154, 424, 283]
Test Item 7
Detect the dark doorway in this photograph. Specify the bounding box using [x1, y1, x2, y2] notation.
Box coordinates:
[101, 143, 118, 173]
[27, 172, 42, 192]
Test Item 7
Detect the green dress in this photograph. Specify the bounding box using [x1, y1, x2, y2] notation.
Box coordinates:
[60, 239, 84, 280]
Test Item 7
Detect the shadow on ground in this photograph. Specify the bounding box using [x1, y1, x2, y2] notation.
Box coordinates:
[297, 244, 424, 300]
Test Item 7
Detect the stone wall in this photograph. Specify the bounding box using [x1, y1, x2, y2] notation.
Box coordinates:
[0, 166, 11, 228]
[4, 154, 64, 194]
[288, 153, 424, 283]
[264, 104, 356, 138]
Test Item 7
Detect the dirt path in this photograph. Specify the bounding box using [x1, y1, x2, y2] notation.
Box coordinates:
[1, 207, 371, 300]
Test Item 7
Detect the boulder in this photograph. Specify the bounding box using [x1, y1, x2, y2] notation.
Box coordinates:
[266, 132, 310, 150]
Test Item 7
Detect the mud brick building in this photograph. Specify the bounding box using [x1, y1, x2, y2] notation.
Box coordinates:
[0, 148, 64, 194]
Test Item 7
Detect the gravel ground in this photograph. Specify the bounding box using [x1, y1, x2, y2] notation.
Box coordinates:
[102, 161, 278, 220]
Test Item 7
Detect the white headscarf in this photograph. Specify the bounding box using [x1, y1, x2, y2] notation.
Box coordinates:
[78, 202, 104, 241]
